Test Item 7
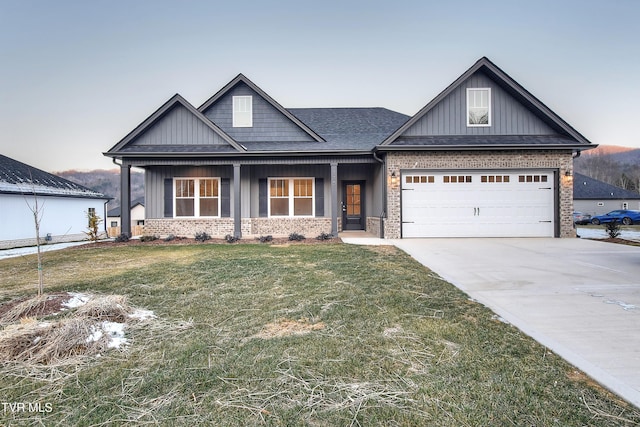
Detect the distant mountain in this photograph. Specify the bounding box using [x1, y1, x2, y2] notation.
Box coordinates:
[580, 145, 640, 164]
[54, 169, 144, 208]
[580, 145, 636, 156]
[575, 145, 640, 192]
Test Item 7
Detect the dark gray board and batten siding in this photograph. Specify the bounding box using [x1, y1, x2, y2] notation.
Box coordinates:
[402, 72, 557, 137]
[130, 104, 230, 147]
[201, 82, 317, 143]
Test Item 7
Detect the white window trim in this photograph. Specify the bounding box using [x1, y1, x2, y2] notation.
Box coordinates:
[466, 88, 491, 127]
[268, 177, 315, 218]
[232, 95, 252, 128]
[174, 177, 221, 218]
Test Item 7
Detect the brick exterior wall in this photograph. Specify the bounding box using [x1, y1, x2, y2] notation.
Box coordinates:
[144, 217, 334, 239]
[384, 150, 575, 239]
[144, 218, 235, 237]
[249, 218, 333, 237]
[367, 217, 382, 237]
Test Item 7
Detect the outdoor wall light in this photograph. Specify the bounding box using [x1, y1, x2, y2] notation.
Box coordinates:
[390, 171, 399, 186]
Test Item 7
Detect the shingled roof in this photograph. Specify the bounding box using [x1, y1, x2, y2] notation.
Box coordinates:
[573, 173, 640, 200]
[0, 154, 107, 199]
[107, 197, 145, 217]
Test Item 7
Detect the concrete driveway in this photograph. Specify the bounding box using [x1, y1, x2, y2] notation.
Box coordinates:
[344, 236, 640, 408]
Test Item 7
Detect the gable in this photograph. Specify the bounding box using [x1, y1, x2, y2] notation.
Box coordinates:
[401, 71, 557, 137]
[380, 57, 593, 149]
[105, 94, 245, 155]
[201, 82, 317, 143]
[129, 103, 230, 147]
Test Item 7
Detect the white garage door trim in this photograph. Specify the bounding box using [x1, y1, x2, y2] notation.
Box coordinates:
[401, 169, 556, 238]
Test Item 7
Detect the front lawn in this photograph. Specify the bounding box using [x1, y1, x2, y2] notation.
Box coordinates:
[1, 242, 638, 425]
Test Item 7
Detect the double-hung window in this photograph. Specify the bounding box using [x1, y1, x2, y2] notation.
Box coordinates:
[467, 88, 491, 126]
[233, 96, 252, 127]
[269, 178, 314, 217]
[175, 178, 220, 217]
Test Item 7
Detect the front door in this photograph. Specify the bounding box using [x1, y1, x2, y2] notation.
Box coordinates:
[342, 181, 365, 230]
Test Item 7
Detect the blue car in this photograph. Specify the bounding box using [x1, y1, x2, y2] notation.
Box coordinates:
[590, 210, 640, 226]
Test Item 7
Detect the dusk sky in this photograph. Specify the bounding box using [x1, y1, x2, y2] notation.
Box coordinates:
[1, 0, 639, 172]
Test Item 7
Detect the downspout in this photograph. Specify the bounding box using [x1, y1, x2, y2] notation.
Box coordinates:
[373, 150, 385, 239]
[102, 199, 110, 239]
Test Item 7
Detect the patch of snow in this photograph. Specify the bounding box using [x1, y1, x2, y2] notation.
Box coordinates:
[492, 314, 510, 324]
[62, 292, 90, 309]
[86, 326, 104, 343]
[128, 309, 156, 320]
[605, 300, 637, 311]
[577, 227, 640, 241]
[102, 321, 127, 348]
[86, 321, 128, 349]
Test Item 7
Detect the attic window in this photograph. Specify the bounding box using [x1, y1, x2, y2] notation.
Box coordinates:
[467, 88, 491, 126]
[233, 96, 252, 127]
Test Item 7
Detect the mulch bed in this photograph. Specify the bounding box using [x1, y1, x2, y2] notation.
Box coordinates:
[73, 235, 343, 250]
[595, 237, 640, 246]
[0, 293, 70, 320]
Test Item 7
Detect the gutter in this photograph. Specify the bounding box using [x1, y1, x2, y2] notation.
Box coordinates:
[103, 149, 375, 159]
[374, 144, 596, 152]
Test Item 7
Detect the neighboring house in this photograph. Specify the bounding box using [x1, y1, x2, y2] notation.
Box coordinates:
[573, 173, 640, 215]
[104, 57, 594, 239]
[106, 197, 145, 237]
[0, 154, 109, 249]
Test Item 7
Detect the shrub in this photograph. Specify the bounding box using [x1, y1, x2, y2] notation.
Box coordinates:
[195, 232, 211, 242]
[164, 234, 176, 242]
[605, 220, 621, 239]
[316, 232, 333, 241]
[224, 234, 239, 243]
[140, 235, 158, 243]
[114, 233, 130, 243]
[288, 233, 306, 241]
[258, 235, 273, 243]
[85, 211, 103, 242]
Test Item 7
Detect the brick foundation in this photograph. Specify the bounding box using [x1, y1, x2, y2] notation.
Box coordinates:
[366, 217, 382, 237]
[144, 217, 334, 239]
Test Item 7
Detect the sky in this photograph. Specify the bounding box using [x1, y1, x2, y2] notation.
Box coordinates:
[1, 0, 639, 172]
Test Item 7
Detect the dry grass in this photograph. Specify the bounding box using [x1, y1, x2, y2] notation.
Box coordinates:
[0, 293, 152, 367]
[0, 243, 639, 426]
[251, 318, 326, 340]
[75, 294, 130, 322]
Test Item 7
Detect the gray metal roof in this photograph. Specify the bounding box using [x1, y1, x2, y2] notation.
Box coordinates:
[573, 173, 640, 200]
[0, 154, 107, 199]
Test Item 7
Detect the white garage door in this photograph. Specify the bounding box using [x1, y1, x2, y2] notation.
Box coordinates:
[402, 170, 555, 238]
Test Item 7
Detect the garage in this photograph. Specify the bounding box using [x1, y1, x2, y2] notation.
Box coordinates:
[401, 170, 556, 238]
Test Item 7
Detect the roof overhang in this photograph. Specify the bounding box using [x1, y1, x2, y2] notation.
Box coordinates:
[375, 144, 596, 152]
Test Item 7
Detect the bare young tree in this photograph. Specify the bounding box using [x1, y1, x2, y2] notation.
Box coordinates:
[23, 171, 45, 295]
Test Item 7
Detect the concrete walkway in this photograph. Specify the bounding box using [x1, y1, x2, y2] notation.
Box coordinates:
[343, 236, 640, 408]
